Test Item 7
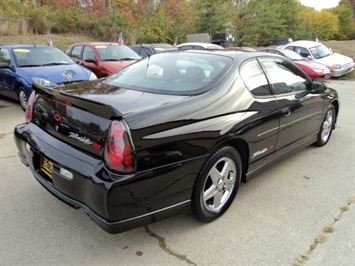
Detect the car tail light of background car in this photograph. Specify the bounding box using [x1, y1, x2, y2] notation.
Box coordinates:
[104, 120, 134, 172]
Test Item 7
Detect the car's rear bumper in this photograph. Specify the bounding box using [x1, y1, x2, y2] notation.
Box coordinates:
[14, 123, 195, 233]
[23, 161, 190, 234]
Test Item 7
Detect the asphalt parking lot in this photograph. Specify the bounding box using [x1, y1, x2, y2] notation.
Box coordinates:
[0, 80, 354, 265]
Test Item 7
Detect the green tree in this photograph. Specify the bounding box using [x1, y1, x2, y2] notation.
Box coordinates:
[331, 5, 355, 40]
[234, 0, 309, 46]
[189, 0, 235, 36]
[303, 9, 339, 41]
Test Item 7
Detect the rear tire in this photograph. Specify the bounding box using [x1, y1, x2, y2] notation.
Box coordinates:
[18, 86, 28, 111]
[191, 146, 242, 223]
[314, 105, 335, 147]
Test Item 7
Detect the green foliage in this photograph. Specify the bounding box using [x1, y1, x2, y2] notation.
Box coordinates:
[303, 9, 339, 41]
[189, 0, 235, 35]
[47, 6, 88, 33]
[27, 6, 50, 34]
[331, 5, 355, 40]
[0, 0, 27, 19]
[0, 0, 354, 45]
[234, 0, 312, 46]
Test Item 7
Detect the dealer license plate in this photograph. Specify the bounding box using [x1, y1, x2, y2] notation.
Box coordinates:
[41, 157, 54, 179]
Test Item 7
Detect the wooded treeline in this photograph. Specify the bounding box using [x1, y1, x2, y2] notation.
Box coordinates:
[1, 0, 354, 46]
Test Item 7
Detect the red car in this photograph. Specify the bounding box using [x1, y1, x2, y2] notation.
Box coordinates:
[260, 48, 331, 79]
[65, 42, 141, 78]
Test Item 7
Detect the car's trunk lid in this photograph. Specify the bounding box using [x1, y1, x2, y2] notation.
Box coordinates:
[31, 82, 189, 157]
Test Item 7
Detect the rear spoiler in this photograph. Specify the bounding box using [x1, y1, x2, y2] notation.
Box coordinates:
[32, 84, 122, 120]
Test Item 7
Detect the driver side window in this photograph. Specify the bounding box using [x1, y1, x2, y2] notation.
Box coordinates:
[296, 47, 310, 58]
[82, 46, 95, 61]
[260, 58, 308, 95]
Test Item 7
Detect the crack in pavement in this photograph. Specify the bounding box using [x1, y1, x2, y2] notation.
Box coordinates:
[144, 225, 198, 265]
[293, 196, 355, 266]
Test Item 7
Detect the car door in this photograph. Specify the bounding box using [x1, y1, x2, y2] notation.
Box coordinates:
[239, 59, 279, 173]
[80, 45, 101, 76]
[259, 57, 323, 157]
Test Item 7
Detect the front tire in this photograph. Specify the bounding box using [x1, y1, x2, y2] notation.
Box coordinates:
[314, 105, 335, 147]
[191, 146, 242, 222]
[18, 86, 28, 111]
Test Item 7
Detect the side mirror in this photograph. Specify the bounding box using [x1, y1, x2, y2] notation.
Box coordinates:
[295, 80, 326, 99]
[311, 80, 327, 93]
[85, 58, 96, 63]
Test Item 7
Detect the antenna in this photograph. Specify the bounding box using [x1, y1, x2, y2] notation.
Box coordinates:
[139, 44, 150, 59]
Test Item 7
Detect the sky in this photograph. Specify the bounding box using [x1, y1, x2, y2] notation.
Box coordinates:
[299, 0, 340, 11]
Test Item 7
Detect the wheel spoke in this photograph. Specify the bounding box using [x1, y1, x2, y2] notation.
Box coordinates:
[203, 185, 218, 202]
[209, 165, 222, 184]
[220, 160, 233, 179]
[212, 192, 223, 210]
[224, 177, 236, 192]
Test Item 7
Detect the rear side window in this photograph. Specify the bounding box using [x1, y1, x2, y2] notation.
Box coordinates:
[240, 59, 271, 96]
[260, 58, 308, 94]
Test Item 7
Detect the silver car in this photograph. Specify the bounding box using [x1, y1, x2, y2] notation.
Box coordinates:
[282, 40, 354, 77]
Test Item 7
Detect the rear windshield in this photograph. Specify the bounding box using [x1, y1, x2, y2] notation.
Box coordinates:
[104, 52, 233, 95]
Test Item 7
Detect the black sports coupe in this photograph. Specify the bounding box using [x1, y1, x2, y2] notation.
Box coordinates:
[14, 50, 339, 233]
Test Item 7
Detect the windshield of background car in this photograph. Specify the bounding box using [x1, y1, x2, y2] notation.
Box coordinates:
[309, 44, 333, 59]
[104, 52, 233, 95]
[13, 46, 75, 67]
[95, 45, 141, 61]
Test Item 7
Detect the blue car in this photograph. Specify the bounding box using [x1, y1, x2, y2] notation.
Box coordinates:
[0, 44, 97, 110]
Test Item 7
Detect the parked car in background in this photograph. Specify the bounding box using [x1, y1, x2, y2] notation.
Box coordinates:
[226, 47, 257, 52]
[282, 40, 354, 77]
[259, 38, 293, 47]
[14, 50, 339, 234]
[65, 42, 141, 78]
[176, 42, 224, 50]
[129, 43, 178, 58]
[259, 48, 331, 79]
[0, 44, 97, 110]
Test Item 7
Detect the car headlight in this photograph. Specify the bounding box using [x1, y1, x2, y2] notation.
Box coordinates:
[332, 64, 342, 69]
[89, 72, 97, 80]
[32, 77, 57, 87]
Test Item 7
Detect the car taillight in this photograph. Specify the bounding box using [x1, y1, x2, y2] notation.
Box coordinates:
[25, 92, 36, 123]
[104, 120, 134, 172]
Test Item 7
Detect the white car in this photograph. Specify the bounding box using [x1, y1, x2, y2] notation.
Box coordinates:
[176, 42, 225, 50]
[282, 40, 354, 77]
